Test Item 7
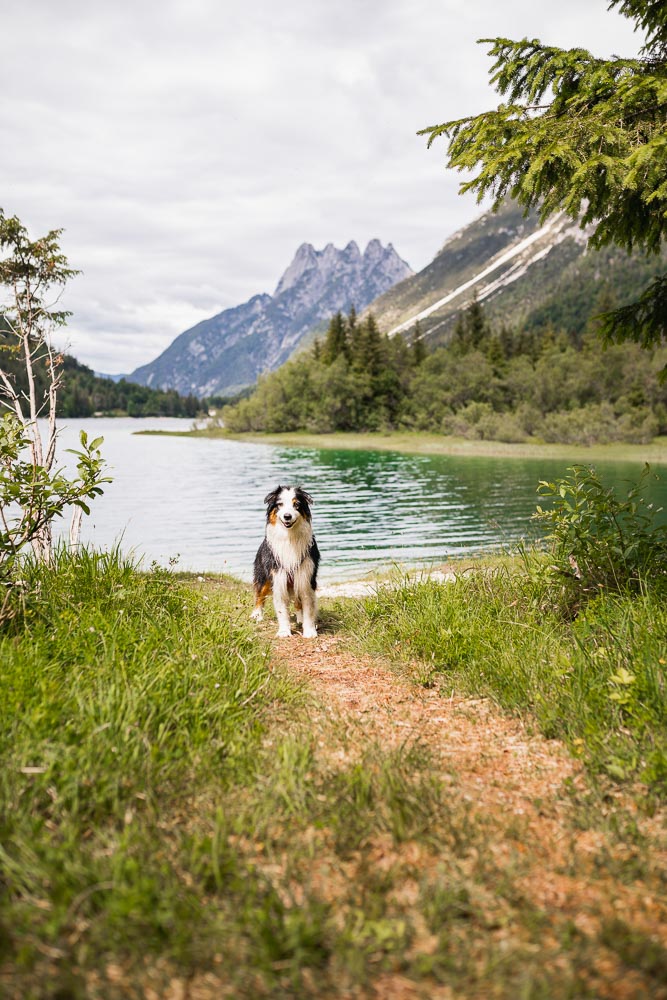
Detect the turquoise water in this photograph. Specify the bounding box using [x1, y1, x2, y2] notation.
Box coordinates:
[56, 418, 667, 582]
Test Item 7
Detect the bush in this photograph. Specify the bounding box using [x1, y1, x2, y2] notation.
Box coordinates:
[0, 417, 108, 624]
[440, 401, 528, 441]
[535, 464, 667, 598]
[538, 402, 619, 445]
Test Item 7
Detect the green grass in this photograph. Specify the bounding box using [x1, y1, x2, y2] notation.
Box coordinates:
[0, 552, 500, 997]
[2, 552, 667, 998]
[0, 550, 298, 995]
[336, 560, 667, 794]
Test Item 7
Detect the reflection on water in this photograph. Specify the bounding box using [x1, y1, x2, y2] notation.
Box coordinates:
[55, 418, 667, 582]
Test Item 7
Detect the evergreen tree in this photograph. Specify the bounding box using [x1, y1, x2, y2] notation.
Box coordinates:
[411, 320, 427, 365]
[465, 296, 489, 350]
[420, 0, 667, 365]
[452, 296, 491, 352]
[498, 324, 515, 360]
[322, 311, 348, 364]
[353, 314, 383, 376]
[485, 335, 505, 372]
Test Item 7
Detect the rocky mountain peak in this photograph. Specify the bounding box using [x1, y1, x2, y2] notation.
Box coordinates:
[275, 238, 406, 301]
[129, 236, 413, 398]
[274, 242, 318, 297]
[363, 238, 384, 260]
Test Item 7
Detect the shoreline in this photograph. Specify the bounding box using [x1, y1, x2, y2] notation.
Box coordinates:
[135, 426, 667, 465]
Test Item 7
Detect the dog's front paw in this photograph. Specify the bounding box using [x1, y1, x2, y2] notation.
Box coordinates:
[250, 607, 264, 622]
[302, 625, 318, 639]
[277, 626, 292, 638]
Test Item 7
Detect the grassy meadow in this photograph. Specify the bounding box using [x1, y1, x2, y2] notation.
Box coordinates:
[2, 545, 667, 998]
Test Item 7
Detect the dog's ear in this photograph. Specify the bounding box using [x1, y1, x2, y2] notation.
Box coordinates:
[294, 487, 313, 518]
[294, 487, 313, 506]
[264, 486, 283, 509]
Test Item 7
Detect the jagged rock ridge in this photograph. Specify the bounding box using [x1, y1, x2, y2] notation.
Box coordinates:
[129, 240, 413, 398]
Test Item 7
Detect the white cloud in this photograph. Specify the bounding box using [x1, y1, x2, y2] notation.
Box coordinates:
[1, 0, 642, 372]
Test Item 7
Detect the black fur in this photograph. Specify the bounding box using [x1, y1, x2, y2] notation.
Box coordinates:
[251, 485, 320, 636]
[253, 537, 278, 591]
[308, 537, 321, 589]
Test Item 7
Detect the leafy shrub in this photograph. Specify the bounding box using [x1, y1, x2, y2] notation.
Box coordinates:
[538, 402, 659, 445]
[439, 401, 527, 441]
[538, 402, 620, 445]
[0, 416, 108, 624]
[535, 464, 667, 597]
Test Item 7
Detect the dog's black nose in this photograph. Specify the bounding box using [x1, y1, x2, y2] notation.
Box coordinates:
[283, 513, 293, 522]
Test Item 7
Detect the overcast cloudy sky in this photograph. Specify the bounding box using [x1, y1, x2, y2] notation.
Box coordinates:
[2, 0, 642, 374]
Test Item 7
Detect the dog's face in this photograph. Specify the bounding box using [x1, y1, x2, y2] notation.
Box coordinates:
[264, 485, 313, 530]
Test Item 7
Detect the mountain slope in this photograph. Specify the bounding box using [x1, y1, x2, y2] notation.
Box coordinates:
[367, 200, 665, 344]
[129, 240, 412, 397]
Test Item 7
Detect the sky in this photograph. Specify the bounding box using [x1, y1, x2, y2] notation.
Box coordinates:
[2, 0, 643, 375]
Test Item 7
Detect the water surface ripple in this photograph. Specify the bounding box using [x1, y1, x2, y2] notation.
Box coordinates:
[55, 418, 666, 582]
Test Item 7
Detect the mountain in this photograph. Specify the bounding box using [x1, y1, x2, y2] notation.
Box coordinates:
[367, 200, 666, 345]
[129, 240, 413, 398]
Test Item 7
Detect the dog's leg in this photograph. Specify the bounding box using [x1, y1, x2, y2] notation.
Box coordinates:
[294, 597, 303, 624]
[272, 575, 292, 638]
[300, 590, 318, 639]
[251, 580, 271, 622]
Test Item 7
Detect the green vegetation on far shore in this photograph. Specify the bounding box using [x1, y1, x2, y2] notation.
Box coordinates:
[217, 304, 667, 447]
[137, 425, 667, 466]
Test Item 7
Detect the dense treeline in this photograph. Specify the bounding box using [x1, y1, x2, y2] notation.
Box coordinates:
[0, 327, 205, 418]
[222, 304, 667, 444]
[58, 356, 203, 418]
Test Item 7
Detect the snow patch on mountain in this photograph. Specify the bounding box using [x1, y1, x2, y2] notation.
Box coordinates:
[388, 213, 589, 337]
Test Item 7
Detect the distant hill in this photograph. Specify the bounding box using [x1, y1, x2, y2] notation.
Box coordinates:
[57, 357, 204, 418]
[127, 240, 413, 398]
[367, 200, 666, 346]
[0, 326, 204, 418]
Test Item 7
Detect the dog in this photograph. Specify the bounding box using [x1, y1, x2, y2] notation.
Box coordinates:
[251, 485, 320, 638]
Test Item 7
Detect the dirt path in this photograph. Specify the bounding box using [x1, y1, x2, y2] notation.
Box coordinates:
[272, 632, 667, 1000]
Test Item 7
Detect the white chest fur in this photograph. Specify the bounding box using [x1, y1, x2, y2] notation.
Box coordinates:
[265, 519, 313, 572]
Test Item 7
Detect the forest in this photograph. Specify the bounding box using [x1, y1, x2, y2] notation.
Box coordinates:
[58, 356, 204, 417]
[221, 303, 667, 445]
[0, 325, 206, 418]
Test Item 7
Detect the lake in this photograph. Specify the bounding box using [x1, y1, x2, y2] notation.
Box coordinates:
[54, 418, 667, 583]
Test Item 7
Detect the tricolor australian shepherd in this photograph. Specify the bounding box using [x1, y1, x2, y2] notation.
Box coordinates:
[251, 485, 320, 638]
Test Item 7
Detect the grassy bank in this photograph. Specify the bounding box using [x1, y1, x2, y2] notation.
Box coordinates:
[335, 561, 667, 793]
[137, 426, 667, 465]
[0, 551, 301, 996]
[2, 551, 667, 997]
